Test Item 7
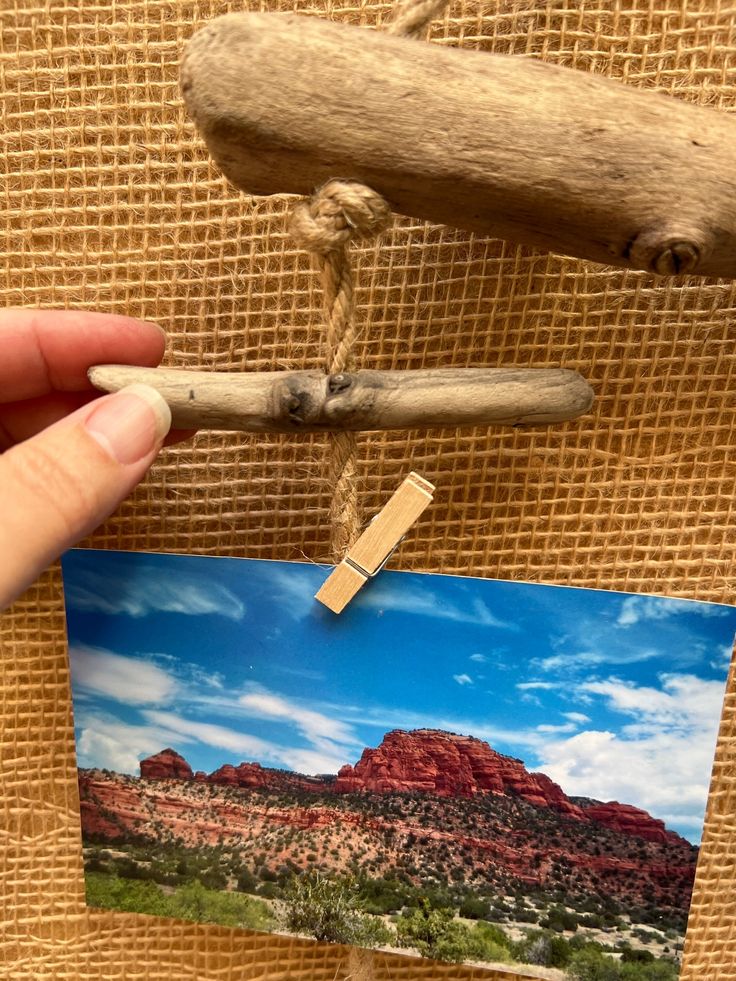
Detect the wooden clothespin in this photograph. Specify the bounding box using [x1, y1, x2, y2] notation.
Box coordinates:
[315, 472, 435, 614]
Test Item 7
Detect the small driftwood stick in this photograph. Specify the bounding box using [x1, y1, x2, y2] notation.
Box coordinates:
[89, 365, 593, 433]
[181, 13, 736, 278]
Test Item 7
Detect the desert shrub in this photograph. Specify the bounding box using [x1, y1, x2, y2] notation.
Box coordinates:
[283, 872, 393, 947]
[458, 896, 490, 920]
[86, 872, 173, 918]
[568, 948, 622, 981]
[541, 907, 579, 933]
[396, 899, 473, 963]
[199, 868, 227, 891]
[621, 963, 678, 981]
[168, 880, 275, 931]
[359, 876, 408, 915]
[86, 871, 275, 932]
[466, 922, 513, 964]
[236, 869, 258, 893]
[473, 921, 511, 949]
[514, 906, 539, 923]
[622, 949, 655, 964]
[513, 930, 571, 968]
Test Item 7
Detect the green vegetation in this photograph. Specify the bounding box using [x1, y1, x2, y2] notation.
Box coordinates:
[568, 947, 679, 980]
[86, 873, 275, 931]
[282, 872, 392, 947]
[396, 900, 513, 964]
[82, 833, 682, 978]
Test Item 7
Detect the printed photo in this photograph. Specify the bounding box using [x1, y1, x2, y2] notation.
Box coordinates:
[63, 550, 736, 980]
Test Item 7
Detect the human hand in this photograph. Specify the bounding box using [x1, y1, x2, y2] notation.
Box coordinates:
[0, 310, 174, 611]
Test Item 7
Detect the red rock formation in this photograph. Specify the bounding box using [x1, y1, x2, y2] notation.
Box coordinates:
[334, 729, 586, 821]
[140, 748, 193, 781]
[136, 731, 686, 848]
[583, 801, 688, 846]
[208, 761, 269, 788]
[77, 765, 697, 913]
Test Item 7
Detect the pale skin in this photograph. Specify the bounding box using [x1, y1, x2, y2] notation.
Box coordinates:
[0, 310, 186, 611]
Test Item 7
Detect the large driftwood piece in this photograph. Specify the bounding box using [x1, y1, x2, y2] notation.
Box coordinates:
[89, 365, 593, 433]
[181, 13, 736, 278]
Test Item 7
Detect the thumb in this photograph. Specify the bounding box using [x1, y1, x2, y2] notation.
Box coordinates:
[0, 384, 171, 610]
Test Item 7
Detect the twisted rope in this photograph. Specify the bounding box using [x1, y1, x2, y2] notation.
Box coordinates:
[290, 0, 448, 564]
[291, 182, 391, 560]
[386, 0, 448, 38]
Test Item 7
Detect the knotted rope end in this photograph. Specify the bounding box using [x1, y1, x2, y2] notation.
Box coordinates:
[290, 179, 392, 256]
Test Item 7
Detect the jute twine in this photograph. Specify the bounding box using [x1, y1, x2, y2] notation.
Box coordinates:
[290, 0, 448, 563]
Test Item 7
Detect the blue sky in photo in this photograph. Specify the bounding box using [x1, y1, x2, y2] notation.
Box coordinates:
[62, 549, 736, 843]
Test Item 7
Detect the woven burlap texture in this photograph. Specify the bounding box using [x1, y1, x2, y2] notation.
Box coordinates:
[1, 1, 735, 978]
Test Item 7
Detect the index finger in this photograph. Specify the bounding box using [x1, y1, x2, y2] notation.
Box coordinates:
[0, 309, 167, 403]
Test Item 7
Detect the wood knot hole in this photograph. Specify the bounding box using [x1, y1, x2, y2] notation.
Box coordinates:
[328, 373, 353, 395]
[652, 241, 700, 276]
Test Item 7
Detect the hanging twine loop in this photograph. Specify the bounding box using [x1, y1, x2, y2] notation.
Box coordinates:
[385, 0, 448, 38]
[291, 181, 391, 375]
[290, 182, 391, 559]
[290, 0, 447, 566]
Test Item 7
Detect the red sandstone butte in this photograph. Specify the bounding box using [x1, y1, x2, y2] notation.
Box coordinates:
[583, 801, 684, 845]
[334, 728, 586, 820]
[139, 748, 193, 781]
[208, 762, 269, 788]
[137, 729, 689, 847]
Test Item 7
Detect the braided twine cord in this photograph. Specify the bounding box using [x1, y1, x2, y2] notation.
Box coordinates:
[290, 0, 448, 563]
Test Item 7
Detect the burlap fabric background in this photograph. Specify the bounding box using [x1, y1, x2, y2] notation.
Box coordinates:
[2, 0, 735, 978]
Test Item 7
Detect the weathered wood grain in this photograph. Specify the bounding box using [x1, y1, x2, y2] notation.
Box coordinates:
[88, 365, 594, 432]
[180, 12, 736, 278]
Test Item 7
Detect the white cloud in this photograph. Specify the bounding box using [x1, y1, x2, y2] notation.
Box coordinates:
[711, 643, 735, 672]
[357, 581, 517, 629]
[238, 689, 357, 749]
[580, 674, 724, 734]
[75, 715, 195, 774]
[617, 595, 729, 628]
[536, 723, 576, 734]
[535, 672, 727, 837]
[537, 648, 665, 673]
[142, 706, 354, 777]
[538, 728, 714, 819]
[69, 646, 178, 705]
[563, 712, 591, 725]
[255, 564, 327, 621]
[66, 571, 245, 620]
[469, 654, 487, 663]
[279, 746, 351, 775]
[324, 700, 546, 752]
[142, 710, 277, 760]
[453, 674, 473, 686]
[517, 681, 558, 691]
[519, 693, 542, 707]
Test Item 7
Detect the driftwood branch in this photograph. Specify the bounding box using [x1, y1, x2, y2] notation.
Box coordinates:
[181, 12, 736, 278]
[89, 365, 593, 433]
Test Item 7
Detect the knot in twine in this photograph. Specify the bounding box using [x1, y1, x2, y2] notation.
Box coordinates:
[290, 0, 448, 570]
[291, 181, 392, 561]
[289, 180, 391, 256]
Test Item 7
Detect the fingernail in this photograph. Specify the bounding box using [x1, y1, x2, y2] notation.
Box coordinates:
[144, 320, 167, 339]
[85, 384, 172, 465]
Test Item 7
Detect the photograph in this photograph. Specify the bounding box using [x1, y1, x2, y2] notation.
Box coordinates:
[63, 549, 736, 980]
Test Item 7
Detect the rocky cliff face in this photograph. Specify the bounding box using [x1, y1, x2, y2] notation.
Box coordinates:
[139, 748, 193, 781]
[79, 762, 698, 916]
[581, 801, 683, 845]
[333, 729, 586, 821]
[139, 751, 327, 794]
[137, 728, 688, 847]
